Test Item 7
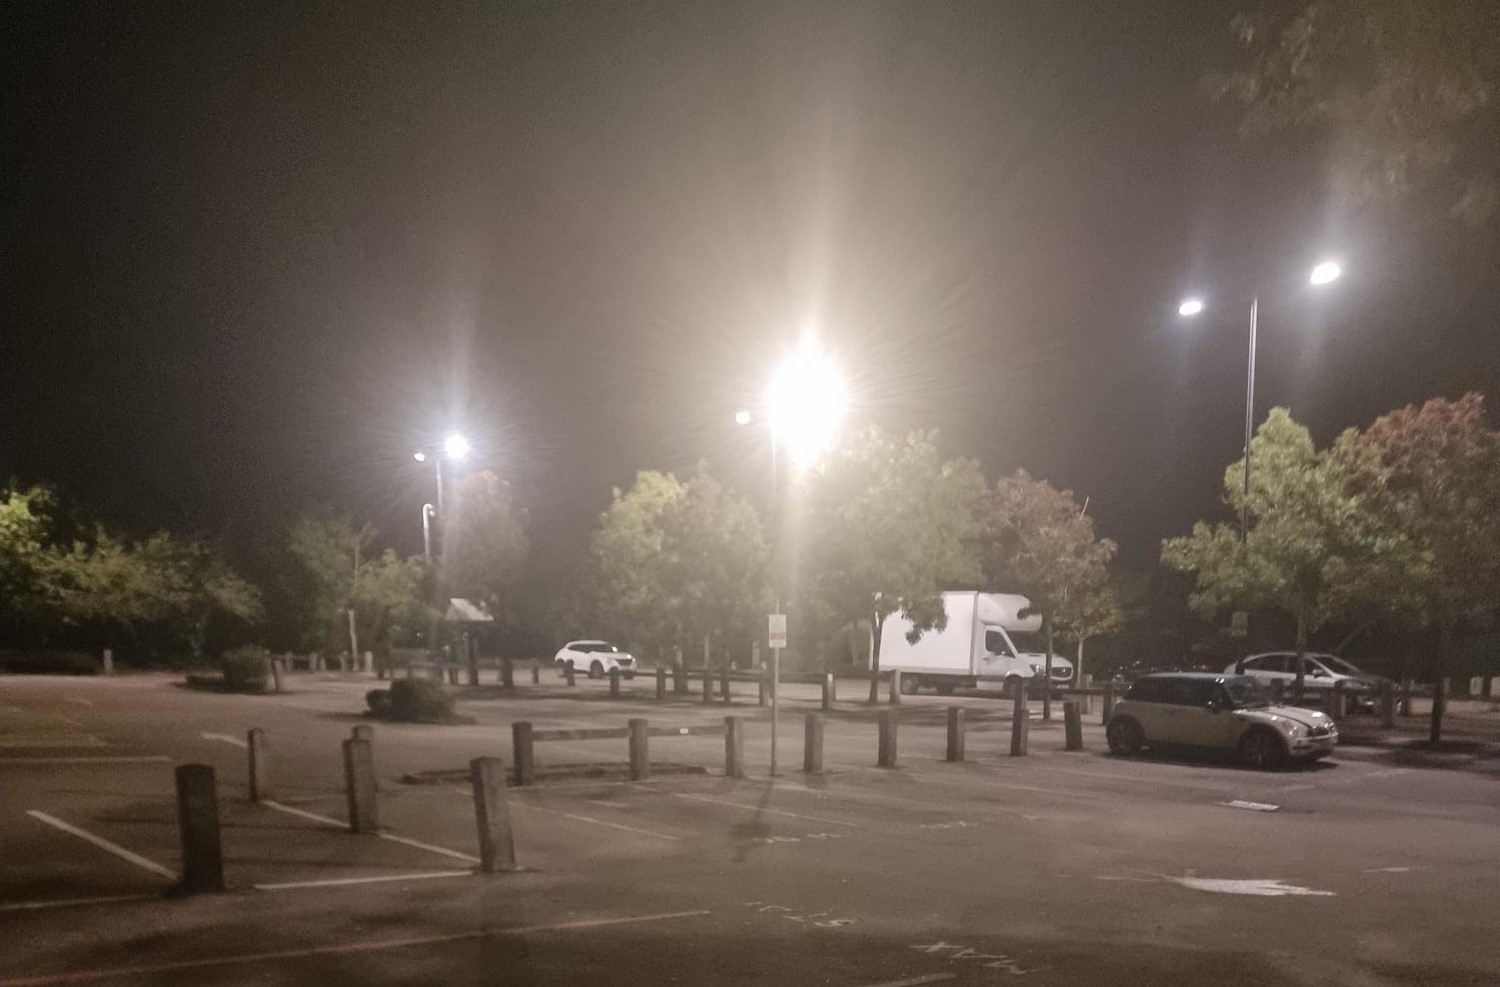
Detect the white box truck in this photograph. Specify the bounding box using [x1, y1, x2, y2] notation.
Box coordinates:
[880, 591, 1073, 697]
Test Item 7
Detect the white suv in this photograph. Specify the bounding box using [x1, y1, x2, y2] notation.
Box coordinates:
[554, 641, 636, 678]
[1106, 672, 1337, 768]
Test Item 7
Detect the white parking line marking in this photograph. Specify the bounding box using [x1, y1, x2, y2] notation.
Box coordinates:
[200, 732, 248, 749]
[0, 737, 107, 749]
[906, 773, 1103, 801]
[0, 894, 158, 913]
[514, 803, 681, 841]
[64, 698, 94, 707]
[260, 800, 480, 864]
[855, 974, 957, 987]
[671, 792, 862, 828]
[0, 756, 170, 766]
[254, 870, 472, 890]
[0, 910, 712, 987]
[25, 811, 175, 881]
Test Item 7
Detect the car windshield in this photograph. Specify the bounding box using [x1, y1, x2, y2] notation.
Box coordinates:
[1006, 630, 1048, 654]
[1223, 677, 1272, 709]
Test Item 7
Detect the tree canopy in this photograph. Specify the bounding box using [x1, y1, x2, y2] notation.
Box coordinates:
[443, 471, 529, 628]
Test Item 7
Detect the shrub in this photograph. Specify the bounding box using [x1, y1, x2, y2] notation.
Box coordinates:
[221, 646, 272, 693]
[386, 678, 454, 722]
[0, 649, 99, 676]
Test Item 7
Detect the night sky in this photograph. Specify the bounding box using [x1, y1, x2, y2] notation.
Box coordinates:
[5, 1, 1498, 584]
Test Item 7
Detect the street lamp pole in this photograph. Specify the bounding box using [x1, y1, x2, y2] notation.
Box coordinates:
[1241, 296, 1258, 543]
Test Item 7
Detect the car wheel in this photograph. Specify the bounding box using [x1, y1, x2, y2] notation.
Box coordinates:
[898, 674, 920, 695]
[1238, 727, 1285, 770]
[1106, 716, 1144, 756]
[589, 661, 604, 679]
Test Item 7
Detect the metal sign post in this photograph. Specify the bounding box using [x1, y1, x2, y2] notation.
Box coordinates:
[769, 612, 787, 777]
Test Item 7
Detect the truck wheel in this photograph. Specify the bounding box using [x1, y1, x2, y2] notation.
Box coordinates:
[898, 675, 919, 695]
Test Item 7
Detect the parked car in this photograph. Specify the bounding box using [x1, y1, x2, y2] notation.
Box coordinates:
[553, 641, 636, 678]
[1105, 672, 1337, 768]
[1224, 652, 1385, 711]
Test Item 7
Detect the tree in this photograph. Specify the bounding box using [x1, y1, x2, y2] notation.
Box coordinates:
[1208, 1, 1500, 223]
[287, 511, 374, 654]
[1055, 570, 1141, 692]
[1163, 409, 1414, 698]
[443, 471, 529, 629]
[977, 470, 1116, 717]
[1333, 393, 1500, 742]
[594, 471, 688, 662]
[659, 463, 768, 668]
[0, 484, 60, 625]
[351, 550, 431, 661]
[804, 428, 985, 703]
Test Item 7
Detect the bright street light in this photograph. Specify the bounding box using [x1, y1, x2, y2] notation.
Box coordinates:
[767, 339, 847, 471]
[1309, 260, 1342, 286]
[443, 432, 471, 461]
[734, 409, 753, 426]
[1178, 298, 1205, 317]
[413, 451, 427, 462]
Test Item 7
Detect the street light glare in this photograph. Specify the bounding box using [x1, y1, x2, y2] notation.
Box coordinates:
[413, 451, 427, 462]
[443, 433, 471, 461]
[734, 410, 753, 426]
[1310, 260, 1342, 286]
[1178, 298, 1205, 317]
[768, 340, 847, 470]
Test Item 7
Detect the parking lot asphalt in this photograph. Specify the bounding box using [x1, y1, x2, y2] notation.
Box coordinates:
[2, 672, 1497, 987]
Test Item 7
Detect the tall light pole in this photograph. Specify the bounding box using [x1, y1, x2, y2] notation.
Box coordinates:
[740, 337, 847, 777]
[1179, 259, 1342, 541]
[413, 432, 471, 552]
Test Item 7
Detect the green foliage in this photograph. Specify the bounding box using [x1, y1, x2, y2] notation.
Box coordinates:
[594, 470, 689, 659]
[383, 678, 454, 722]
[0, 649, 98, 675]
[803, 428, 984, 696]
[0, 485, 58, 623]
[288, 511, 373, 653]
[352, 551, 432, 652]
[1209, 1, 1500, 223]
[443, 471, 529, 628]
[221, 646, 272, 693]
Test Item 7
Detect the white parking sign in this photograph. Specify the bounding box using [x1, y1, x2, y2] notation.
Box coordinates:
[768, 613, 787, 650]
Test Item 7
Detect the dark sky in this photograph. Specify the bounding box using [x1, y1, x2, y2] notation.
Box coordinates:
[5, 1, 1498, 581]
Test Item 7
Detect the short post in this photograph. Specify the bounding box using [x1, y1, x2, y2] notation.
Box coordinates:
[1431, 677, 1448, 744]
[701, 670, 713, 704]
[247, 728, 271, 802]
[501, 658, 514, 688]
[1063, 699, 1083, 751]
[720, 664, 731, 703]
[877, 709, 898, 767]
[1380, 681, 1397, 729]
[1009, 680, 1029, 757]
[270, 658, 287, 693]
[1399, 678, 1412, 717]
[628, 718, 649, 780]
[655, 667, 667, 700]
[564, 663, 576, 687]
[889, 669, 902, 705]
[448, 665, 460, 686]
[758, 666, 769, 707]
[466, 636, 480, 687]
[174, 764, 225, 894]
[804, 713, 824, 774]
[469, 757, 516, 873]
[1101, 682, 1115, 725]
[673, 663, 686, 695]
[342, 738, 378, 833]
[351, 723, 374, 743]
[946, 707, 965, 762]
[101, 647, 114, 675]
[511, 722, 535, 786]
[610, 667, 621, 698]
[724, 716, 744, 778]
[1331, 680, 1346, 722]
[530, 663, 540, 685]
[821, 673, 834, 711]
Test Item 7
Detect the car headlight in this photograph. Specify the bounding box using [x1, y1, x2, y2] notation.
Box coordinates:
[1276, 718, 1305, 737]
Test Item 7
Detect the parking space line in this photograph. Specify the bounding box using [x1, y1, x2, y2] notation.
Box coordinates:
[64, 698, 94, 707]
[0, 738, 107, 749]
[0, 756, 170, 766]
[905, 773, 1104, 801]
[25, 811, 175, 881]
[856, 975, 957, 987]
[254, 870, 472, 890]
[0, 894, 158, 913]
[0, 909, 712, 987]
[513, 802, 682, 841]
[260, 800, 480, 864]
[670, 792, 863, 827]
[201, 732, 248, 749]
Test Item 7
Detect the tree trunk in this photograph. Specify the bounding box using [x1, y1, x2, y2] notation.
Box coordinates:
[1430, 621, 1451, 745]
[703, 632, 710, 670]
[1293, 611, 1308, 703]
[1076, 635, 1088, 692]
[867, 609, 883, 705]
[1042, 614, 1054, 721]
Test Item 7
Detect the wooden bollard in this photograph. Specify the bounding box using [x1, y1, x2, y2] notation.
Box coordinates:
[1331, 680, 1346, 722]
[720, 665, 731, 703]
[1399, 678, 1412, 717]
[448, 665, 460, 686]
[512, 722, 535, 786]
[946, 707, 965, 762]
[530, 663, 540, 685]
[247, 728, 271, 802]
[724, 716, 744, 778]
[1064, 699, 1083, 751]
[470, 757, 516, 873]
[1010, 679, 1029, 756]
[270, 658, 287, 693]
[610, 667, 621, 698]
[101, 648, 114, 675]
[1430, 677, 1448, 745]
[655, 667, 667, 700]
[564, 663, 576, 687]
[758, 667, 769, 707]
[351, 723, 374, 743]
[702, 671, 713, 704]
[628, 718, 649, 780]
[889, 670, 903, 705]
[804, 713, 824, 774]
[1101, 682, 1115, 725]
[174, 764, 225, 894]
[877, 709, 898, 767]
[821, 673, 834, 711]
[673, 664, 686, 695]
[501, 658, 514, 688]
[1380, 681, 1397, 728]
[342, 738, 378, 833]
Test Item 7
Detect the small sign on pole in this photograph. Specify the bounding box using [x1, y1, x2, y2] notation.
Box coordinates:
[1230, 611, 1249, 639]
[768, 613, 788, 650]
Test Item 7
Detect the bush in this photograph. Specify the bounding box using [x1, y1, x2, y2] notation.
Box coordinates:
[221, 647, 272, 693]
[385, 678, 454, 722]
[0, 649, 99, 675]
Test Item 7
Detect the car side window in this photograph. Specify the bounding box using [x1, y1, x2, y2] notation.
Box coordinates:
[1160, 680, 1200, 706]
[1127, 679, 1164, 703]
